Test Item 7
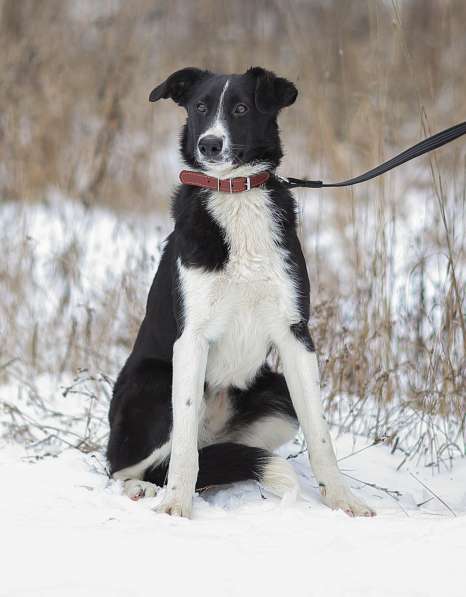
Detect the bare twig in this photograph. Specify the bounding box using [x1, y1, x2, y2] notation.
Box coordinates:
[338, 436, 388, 462]
[342, 472, 402, 500]
[409, 472, 457, 517]
[342, 472, 408, 517]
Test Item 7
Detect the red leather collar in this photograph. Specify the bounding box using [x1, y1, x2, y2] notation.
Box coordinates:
[179, 169, 270, 193]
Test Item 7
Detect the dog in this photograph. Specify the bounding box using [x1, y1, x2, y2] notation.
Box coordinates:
[106, 66, 375, 518]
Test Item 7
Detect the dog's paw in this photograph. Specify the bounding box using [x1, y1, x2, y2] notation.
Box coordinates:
[124, 480, 158, 501]
[155, 496, 193, 518]
[319, 483, 376, 517]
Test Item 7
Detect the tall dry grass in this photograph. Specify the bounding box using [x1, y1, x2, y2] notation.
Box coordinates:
[0, 0, 464, 466]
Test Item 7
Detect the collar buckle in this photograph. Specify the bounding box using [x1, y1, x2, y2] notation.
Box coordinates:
[245, 176, 251, 191]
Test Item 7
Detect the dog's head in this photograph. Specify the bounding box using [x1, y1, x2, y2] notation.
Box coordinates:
[149, 67, 297, 174]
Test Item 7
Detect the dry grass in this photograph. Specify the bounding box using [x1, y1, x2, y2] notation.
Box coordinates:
[0, 0, 464, 467]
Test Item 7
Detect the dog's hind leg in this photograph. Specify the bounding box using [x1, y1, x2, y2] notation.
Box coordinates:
[106, 358, 173, 500]
[227, 367, 299, 452]
[123, 479, 159, 501]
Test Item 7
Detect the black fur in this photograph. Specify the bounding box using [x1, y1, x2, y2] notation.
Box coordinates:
[290, 322, 315, 352]
[107, 66, 314, 491]
[108, 359, 172, 474]
[172, 185, 229, 271]
[228, 366, 298, 431]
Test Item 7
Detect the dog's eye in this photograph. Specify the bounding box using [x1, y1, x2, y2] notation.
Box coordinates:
[233, 103, 249, 115]
[196, 102, 208, 113]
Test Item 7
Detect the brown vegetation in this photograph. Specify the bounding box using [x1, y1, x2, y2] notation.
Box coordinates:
[0, 0, 464, 466]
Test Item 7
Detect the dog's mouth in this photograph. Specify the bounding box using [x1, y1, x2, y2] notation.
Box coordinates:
[200, 156, 229, 164]
[199, 152, 247, 167]
[196, 150, 233, 170]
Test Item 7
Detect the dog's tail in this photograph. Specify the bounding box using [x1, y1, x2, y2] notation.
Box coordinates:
[143, 442, 299, 498]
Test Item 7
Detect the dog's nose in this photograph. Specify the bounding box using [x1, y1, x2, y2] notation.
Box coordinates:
[198, 135, 223, 159]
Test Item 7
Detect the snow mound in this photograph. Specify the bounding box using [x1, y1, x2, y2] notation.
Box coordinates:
[1, 434, 465, 597]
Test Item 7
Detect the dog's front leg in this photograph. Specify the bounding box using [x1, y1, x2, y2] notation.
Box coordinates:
[156, 330, 208, 518]
[277, 329, 375, 517]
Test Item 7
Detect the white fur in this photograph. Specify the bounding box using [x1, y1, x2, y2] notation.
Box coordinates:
[197, 79, 230, 165]
[179, 184, 300, 390]
[261, 455, 300, 501]
[235, 415, 298, 452]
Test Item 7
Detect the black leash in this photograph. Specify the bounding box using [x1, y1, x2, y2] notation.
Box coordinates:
[279, 120, 466, 190]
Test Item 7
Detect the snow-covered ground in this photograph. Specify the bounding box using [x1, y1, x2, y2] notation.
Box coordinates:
[1, 434, 465, 597]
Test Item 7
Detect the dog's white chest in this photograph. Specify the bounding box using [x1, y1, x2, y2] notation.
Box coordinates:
[179, 188, 299, 389]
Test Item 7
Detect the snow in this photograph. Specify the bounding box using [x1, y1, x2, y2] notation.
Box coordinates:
[1, 435, 465, 597]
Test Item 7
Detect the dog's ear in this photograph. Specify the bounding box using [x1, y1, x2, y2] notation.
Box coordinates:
[248, 67, 298, 114]
[149, 67, 210, 107]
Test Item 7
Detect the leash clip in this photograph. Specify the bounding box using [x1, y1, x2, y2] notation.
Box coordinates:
[276, 174, 290, 184]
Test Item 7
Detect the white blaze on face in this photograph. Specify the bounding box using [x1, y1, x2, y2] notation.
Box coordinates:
[197, 79, 230, 162]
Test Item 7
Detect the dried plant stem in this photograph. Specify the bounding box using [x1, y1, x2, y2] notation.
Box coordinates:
[409, 472, 457, 517]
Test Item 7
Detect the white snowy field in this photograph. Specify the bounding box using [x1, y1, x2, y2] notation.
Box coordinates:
[1, 434, 465, 597]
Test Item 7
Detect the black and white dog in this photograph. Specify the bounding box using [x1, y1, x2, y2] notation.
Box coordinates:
[107, 67, 375, 518]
